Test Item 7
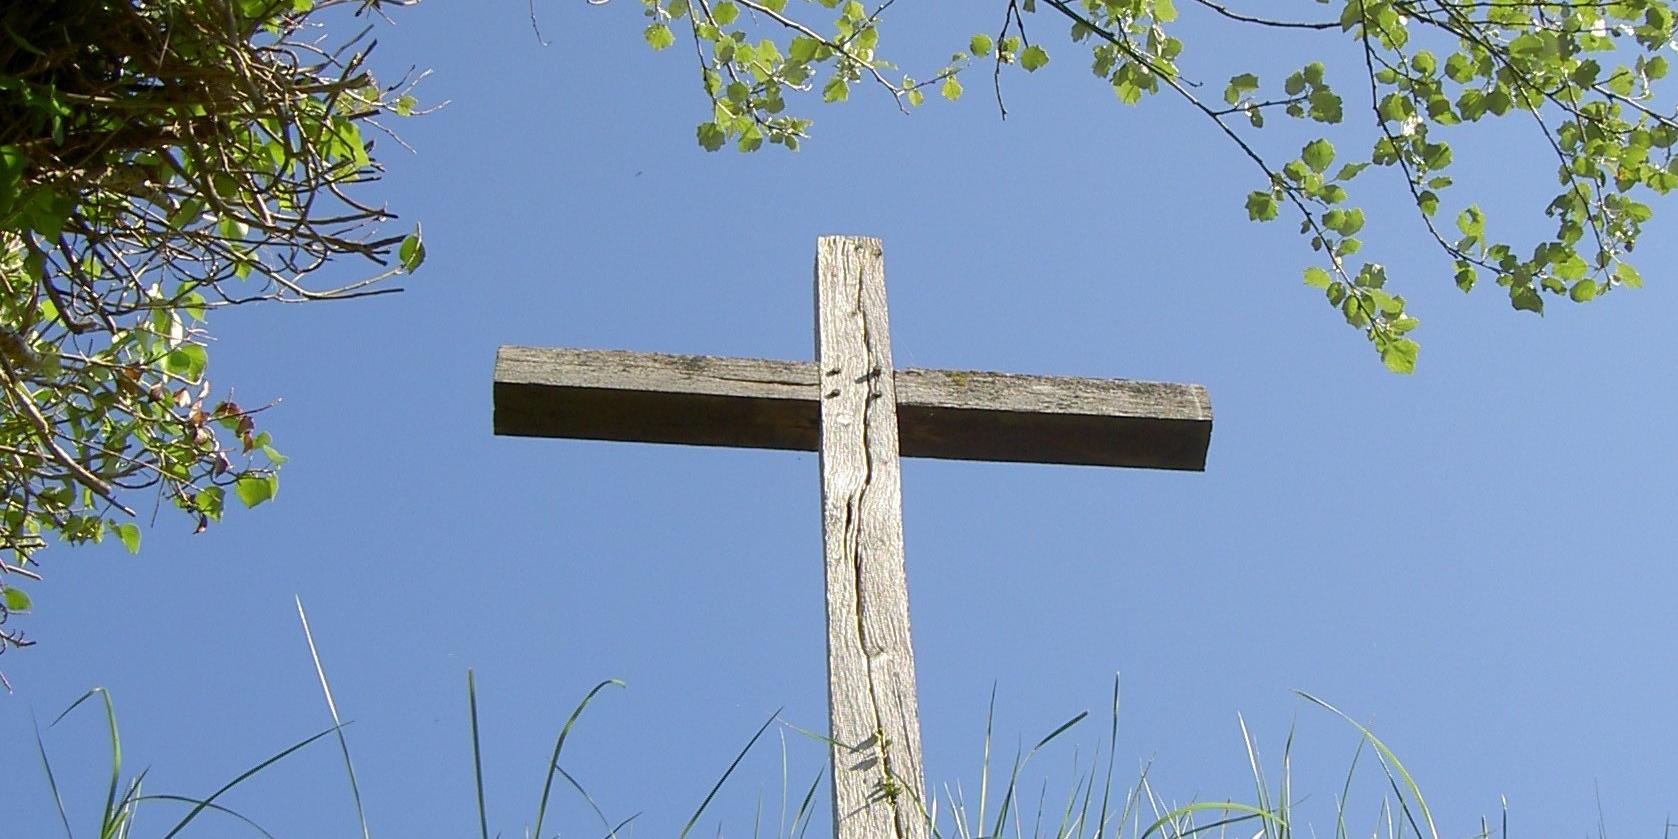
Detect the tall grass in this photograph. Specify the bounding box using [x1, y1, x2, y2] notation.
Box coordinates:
[26, 602, 1602, 839]
[32, 685, 342, 839]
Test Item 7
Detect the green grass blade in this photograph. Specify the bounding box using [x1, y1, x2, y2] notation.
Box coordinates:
[1074, 766, 1097, 838]
[1093, 673, 1121, 839]
[1117, 769, 1145, 839]
[1033, 712, 1090, 753]
[47, 688, 122, 839]
[134, 795, 277, 838]
[1140, 802, 1286, 839]
[468, 670, 489, 839]
[32, 713, 76, 839]
[295, 596, 370, 839]
[158, 725, 340, 839]
[758, 720, 828, 838]
[778, 729, 788, 839]
[532, 679, 625, 838]
[678, 708, 780, 839]
[791, 765, 824, 839]
[110, 768, 150, 839]
[989, 711, 1088, 839]
[988, 745, 1027, 838]
[979, 683, 997, 839]
[1295, 692, 1438, 839]
[554, 764, 636, 838]
[1279, 723, 1296, 839]
[1059, 767, 1091, 838]
[1333, 736, 1367, 839]
[598, 813, 640, 839]
[1237, 715, 1273, 839]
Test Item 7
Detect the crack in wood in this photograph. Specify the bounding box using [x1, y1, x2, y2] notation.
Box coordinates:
[851, 250, 907, 836]
[817, 237, 925, 839]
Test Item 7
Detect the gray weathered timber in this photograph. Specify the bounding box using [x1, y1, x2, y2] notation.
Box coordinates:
[493, 350, 1212, 470]
[815, 236, 925, 839]
[490, 235, 1216, 839]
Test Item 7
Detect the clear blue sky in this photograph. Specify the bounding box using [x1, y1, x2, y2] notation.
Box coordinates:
[4, 2, 1676, 837]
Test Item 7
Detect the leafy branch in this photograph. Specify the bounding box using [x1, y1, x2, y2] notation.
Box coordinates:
[0, 0, 427, 658]
[623, 0, 1678, 375]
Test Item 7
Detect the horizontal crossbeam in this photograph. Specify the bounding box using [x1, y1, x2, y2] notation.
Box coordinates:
[493, 346, 1212, 470]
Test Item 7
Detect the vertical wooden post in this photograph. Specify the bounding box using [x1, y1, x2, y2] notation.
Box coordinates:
[815, 236, 927, 839]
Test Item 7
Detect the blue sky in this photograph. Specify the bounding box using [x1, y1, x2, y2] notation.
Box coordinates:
[4, 2, 1676, 837]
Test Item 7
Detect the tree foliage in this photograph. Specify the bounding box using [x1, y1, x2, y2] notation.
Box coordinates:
[0, 0, 422, 657]
[633, 0, 1678, 373]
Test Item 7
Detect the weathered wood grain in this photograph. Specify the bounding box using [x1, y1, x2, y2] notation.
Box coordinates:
[816, 236, 926, 839]
[493, 351, 1212, 470]
[491, 235, 1217, 839]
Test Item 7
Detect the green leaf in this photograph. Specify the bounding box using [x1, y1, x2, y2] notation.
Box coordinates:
[644, 23, 676, 51]
[1341, 294, 1366, 327]
[1333, 162, 1370, 181]
[1245, 191, 1279, 222]
[940, 75, 963, 101]
[1454, 263, 1477, 292]
[1554, 253, 1588, 282]
[823, 76, 850, 103]
[235, 474, 278, 508]
[1308, 90, 1344, 124]
[1444, 52, 1475, 83]
[712, 1, 738, 25]
[1303, 266, 1333, 289]
[1223, 72, 1259, 105]
[1456, 205, 1484, 237]
[736, 124, 763, 152]
[1614, 262, 1643, 288]
[1323, 207, 1364, 236]
[2, 587, 29, 612]
[0, 145, 24, 214]
[697, 122, 727, 151]
[20, 188, 74, 240]
[970, 34, 994, 56]
[1381, 339, 1418, 374]
[788, 36, 819, 62]
[166, 344, 208, 382]
[1354, 263, 1387, 289]
[398, 229, 426, 272]
[1421, 142, 1453, 170]
[1020, 45, 1050, 72]
[1301, 138, 1335, 173]
[1510, 285, 1544, 314]
[112, 522, 141, 554]
[1569, 280, 1599, 302]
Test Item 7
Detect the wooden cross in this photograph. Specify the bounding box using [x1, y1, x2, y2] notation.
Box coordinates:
[492, 236, 1212, 839]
